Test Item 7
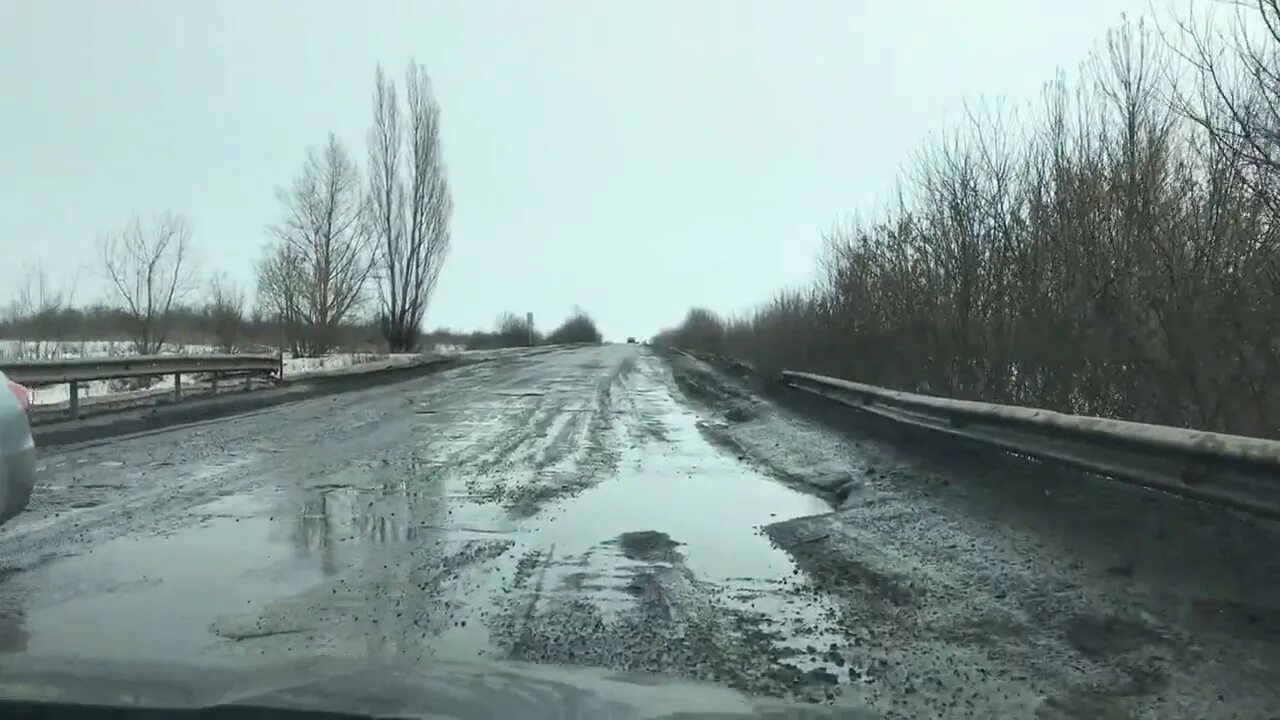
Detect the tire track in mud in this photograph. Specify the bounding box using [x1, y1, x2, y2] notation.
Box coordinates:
[253, 348, 814, 694]
[4, 346, 878, 710]
[0, 351, 575, 596]
[481, 351, 855, 705]
[464, 349, 627, 517]
[182, 347, 639, 665]
[609, 354, 672, 446]
[490, 529, 851, 704]
[194, 352, 614, 657]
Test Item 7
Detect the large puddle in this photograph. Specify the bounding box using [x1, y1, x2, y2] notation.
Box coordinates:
[0, 493, 324, 660]
[1, 351, 847, 676]
[486, 362, 847, 667]
[537, 380, 829, 579]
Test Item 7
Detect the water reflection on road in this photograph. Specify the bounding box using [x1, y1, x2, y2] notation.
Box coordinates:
[295, 483, 420, 577]
[0, 345, 845, 703]
[2, 493, 325, 660]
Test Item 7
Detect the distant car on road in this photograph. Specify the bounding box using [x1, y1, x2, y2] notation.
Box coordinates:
[626, 337, 637, 344]
[0, 371, 36, 525]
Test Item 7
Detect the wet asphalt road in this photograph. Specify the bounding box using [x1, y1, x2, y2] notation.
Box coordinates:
[1, 344, 1279, 718]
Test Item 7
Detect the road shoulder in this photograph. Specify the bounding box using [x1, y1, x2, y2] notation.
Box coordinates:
[660, 348, 1280, 718]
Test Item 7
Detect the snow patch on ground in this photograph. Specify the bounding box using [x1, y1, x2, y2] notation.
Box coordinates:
[0, 340, 221, 362]
[2, 339, 521, 409]
[28, 375, 177, 407]
[2, 342, 444, 408]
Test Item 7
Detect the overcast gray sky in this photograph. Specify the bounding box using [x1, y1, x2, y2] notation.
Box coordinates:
[2, 0, 1169, 340]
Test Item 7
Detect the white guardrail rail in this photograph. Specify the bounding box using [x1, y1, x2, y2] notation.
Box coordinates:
[782, 370, 1280, 519]
[1, 353, 282, 419]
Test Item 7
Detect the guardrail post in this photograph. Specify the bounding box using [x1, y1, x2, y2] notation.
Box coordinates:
[210, 374, 219, 396]
[69, 381, 80, 419]
[174, 372, 182, 402]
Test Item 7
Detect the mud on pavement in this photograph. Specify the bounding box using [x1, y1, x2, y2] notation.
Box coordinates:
[0, 345, 859, 714]
[666, 349, 1280, 718]
[4, 343, 1279, 718]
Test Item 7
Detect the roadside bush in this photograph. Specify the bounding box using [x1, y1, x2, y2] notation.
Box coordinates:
[107, 376, 163, 393]
[659, 11, 1280, 439]
[495, 312, 542, 348]
[0, 303, 384, 355]
[546, 309, 603, 345]
[654, 308, 726, 355]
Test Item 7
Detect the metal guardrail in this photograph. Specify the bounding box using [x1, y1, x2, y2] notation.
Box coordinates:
[2, 353, 282, 419]
[782, 370, 1280, 519]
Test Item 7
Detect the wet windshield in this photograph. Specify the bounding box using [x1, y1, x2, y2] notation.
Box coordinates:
[2, 2, 1280, 718]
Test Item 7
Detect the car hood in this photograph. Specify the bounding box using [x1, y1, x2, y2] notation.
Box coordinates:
[0, 654, 876, 719]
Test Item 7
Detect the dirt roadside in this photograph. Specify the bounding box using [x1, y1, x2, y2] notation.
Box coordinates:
[662, 348, 1280, 719]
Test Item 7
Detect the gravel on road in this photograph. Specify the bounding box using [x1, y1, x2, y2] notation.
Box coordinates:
[1, 344, 1277, 718]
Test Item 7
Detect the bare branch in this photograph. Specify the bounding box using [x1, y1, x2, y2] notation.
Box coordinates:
[206, 271, 245, 353]
[262, 134, 374, 356]
[656, 4, 1280, 438]
[367, 60, 453, 351]
[97, 212, 196, 354]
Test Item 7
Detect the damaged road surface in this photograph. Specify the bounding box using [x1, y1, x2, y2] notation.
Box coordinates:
[0, 346, 845, 711]
[1, 345, 1278, 718]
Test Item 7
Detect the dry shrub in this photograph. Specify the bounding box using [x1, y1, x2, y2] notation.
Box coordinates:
[547, 309, 603, 344]
[659, 11, 1280, 438]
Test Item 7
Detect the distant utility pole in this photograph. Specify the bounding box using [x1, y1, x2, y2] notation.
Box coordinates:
[526, 312, 534, 346]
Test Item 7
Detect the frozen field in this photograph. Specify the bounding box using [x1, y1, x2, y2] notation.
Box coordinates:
[0, 340, 221, 362]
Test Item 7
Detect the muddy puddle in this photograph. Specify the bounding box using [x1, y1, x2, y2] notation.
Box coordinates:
[476, 357, 853, 687]
[0, 493, 325, 660]
[532, 370, 828, 575]
[2, 347, 857, 701]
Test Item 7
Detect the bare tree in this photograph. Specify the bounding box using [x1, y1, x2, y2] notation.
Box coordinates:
[657, 11, 1280, 438]
[206, 271, 245, 353]
[368, 61, 453, 352]
[496, 312, 541, 347]
[546, 307, 604, 344]
[6, 261, 80, 358]
[255, 242, 305, 354]
[11, 263, 72, 321]
[1165, 2, 1280, 208]
[262, 133, 374, 356]
[98, 212, 196, 354]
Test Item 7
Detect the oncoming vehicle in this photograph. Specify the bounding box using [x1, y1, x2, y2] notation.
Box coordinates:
[626, 337, 637, 344]
[0, 370, 36, 525]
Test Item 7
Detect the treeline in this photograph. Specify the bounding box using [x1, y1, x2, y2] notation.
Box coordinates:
[5, 60, 453, 358]
[1, 300, 605, 355]
[0, 303, 384, 353]
[657, 9, 1280, 439]
[424, 308, 604, 351]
